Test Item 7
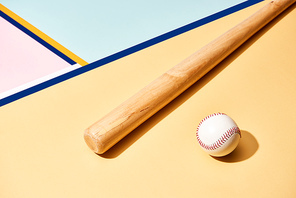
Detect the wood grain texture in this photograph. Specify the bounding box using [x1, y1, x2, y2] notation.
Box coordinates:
[84, 0, 296, 154]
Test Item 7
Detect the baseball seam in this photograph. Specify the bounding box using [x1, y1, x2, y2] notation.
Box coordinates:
[196, 113, 241, 151]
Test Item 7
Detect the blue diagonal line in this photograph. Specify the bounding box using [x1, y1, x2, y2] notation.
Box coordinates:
[0, 0, 264, 107]
[0, 10, 76, 65]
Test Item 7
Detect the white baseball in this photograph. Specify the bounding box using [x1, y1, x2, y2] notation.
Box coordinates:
[196, 113, 241, 157]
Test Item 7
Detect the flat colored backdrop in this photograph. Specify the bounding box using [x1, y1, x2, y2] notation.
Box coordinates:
[1, 0, 244, 63]
[1, 1, 296, 197]
[0, 15, 74, 94]
[0, 0, 258, 104]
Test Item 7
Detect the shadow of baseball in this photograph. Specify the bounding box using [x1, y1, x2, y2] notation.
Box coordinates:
[212, 130, 258, 163]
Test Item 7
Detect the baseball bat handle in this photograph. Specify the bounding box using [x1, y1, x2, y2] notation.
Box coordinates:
[84, 0, 295, 154]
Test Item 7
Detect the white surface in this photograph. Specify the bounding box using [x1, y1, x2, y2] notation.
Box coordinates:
[0, 64, 81, 100]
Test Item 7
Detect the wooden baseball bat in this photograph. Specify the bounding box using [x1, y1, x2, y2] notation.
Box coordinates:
[84, 0, 296, 154]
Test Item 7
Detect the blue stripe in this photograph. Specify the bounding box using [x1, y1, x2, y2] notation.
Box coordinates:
[88, 0, 264, 68]
[0, 0, 263, 107]
[0, 10, 76, 65]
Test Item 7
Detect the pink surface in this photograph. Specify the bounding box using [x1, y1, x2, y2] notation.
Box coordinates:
[0, 16, 71, 93]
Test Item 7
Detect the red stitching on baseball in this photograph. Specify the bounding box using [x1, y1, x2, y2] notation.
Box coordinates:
[196, 113, 241, 151]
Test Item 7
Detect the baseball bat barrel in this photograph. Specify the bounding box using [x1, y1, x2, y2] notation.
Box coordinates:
[84, 0, 296, 154]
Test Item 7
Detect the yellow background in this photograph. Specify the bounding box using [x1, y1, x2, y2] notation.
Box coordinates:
[1, 1, 296, 197]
